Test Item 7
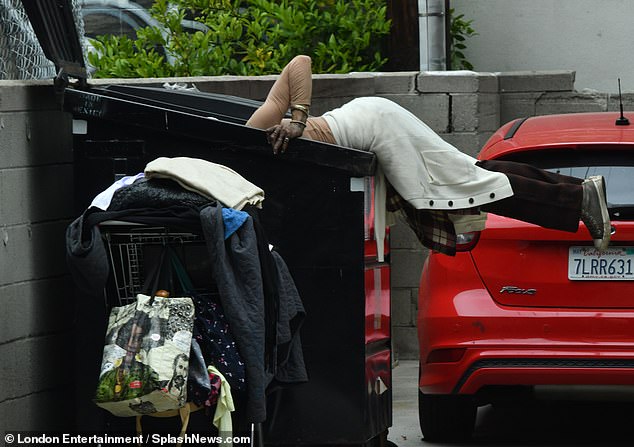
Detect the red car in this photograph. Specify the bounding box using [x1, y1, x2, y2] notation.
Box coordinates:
[417, 112, 634, 441]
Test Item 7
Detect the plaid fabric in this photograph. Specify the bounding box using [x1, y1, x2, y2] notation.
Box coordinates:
[386, 184, 480, 256]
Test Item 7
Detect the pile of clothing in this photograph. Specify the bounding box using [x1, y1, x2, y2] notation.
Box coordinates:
[66, 157, 308, 426]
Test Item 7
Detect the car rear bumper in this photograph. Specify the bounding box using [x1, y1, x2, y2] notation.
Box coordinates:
[420, 348, 634, 394]
[418, 254, 634, 395]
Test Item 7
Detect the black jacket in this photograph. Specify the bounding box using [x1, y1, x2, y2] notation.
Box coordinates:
[66, 200, 306, 423]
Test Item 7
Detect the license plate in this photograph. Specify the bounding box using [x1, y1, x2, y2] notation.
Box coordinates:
[568, 246, 634, 280]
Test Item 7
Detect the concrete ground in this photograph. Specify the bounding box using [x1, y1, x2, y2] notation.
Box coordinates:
[386, 360, 634, 447]
[387, 360, 422, 447]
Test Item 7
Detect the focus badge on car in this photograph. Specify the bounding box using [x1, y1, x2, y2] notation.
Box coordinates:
[499, 286, 536, 295]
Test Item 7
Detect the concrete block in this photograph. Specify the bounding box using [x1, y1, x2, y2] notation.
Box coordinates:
[381, 93, 450, 133]
[496, 70, 576, 93]
[201, 76, 278, 100]
[0, 164, 74, 226]
[371, 71, 418, 94]
[390, 249, 425, 289]
[392, 288, 414, 326]
[0, 278, 75, 345]
[90, 75, 201, 88]
[391, 326, 420, 360]
[92, 71, 380, 101]
[501, 89, 609, 123]
[500, 92, 542, 123]
[476, 132, 495, 156]
[606, 92, 634, 113]
[245, 76, 278, 100]
[479, 93, 501, 131]
[194, 76, 271, 100]
[451, 93, 500, 132]
[0, 111, 73, 169]
[439, 131, 491, 157]
[313, 73, 376, 98]
[91, 75, 272, 101]
[417, 71, 498, 93]
[0, 388, 74, 432]
[0, 81, 59, 112]
[0, 334, 72, 402]
[194, 77, 246, 98]
[451, 94, 478, 131]
[0, 221, 69, 285]
[536, 91, 608, 115]
[390, 219, 425, 250]
[90, 76, 171, 87]
[311, 96, 356, 116]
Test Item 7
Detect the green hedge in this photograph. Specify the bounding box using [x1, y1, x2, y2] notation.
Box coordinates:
[87, 0, 391, 78]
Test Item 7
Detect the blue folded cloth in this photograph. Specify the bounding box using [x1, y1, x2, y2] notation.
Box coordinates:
[221, 208, 249, 239]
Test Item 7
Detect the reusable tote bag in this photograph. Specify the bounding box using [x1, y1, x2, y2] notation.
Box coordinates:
[168, 250, 246, 392]
[94, 248, 195, 417]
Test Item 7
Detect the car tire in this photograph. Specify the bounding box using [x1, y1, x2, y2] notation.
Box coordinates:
[418, 390, 476, 442]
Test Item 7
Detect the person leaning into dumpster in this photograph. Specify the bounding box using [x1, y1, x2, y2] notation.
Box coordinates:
[245, 55, 611, 256]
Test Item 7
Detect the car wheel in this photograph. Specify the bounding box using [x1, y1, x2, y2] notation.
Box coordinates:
[418, 390, 476, 442]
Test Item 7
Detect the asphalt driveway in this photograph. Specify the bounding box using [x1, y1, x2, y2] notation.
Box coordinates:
[388, 360, 634, 447]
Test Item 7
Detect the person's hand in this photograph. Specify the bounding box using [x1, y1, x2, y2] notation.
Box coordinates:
[266, 120, 304, 154]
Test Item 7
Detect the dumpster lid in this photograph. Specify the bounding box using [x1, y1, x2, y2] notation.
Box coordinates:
[65, 86, 377, 177]
[20, 0, 376, 176]
[98, 84, 269, 125]
[20, 0, 87, 85]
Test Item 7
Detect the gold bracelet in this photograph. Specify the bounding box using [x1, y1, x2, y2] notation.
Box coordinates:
[290, 119, 307, 128]
[291, 104, 310, 117]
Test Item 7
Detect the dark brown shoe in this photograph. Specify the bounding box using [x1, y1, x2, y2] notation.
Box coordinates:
[580, 175, 610, 250]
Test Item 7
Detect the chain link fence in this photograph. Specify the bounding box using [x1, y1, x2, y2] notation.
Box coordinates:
[0, 0, 86, 80]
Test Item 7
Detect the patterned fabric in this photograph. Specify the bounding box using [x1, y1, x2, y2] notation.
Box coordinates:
[188, 369, 221, 408]
[192, 292, 246, 392]
[387, 184, 480, 257]
[205, 372, 222, 408]
[95, 294, 195, 417]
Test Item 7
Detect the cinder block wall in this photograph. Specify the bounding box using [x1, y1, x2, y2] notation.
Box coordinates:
[0, 81, 75, 431]
[3, 69, 621, 430]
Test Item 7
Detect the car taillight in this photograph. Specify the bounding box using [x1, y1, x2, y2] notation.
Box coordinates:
[426, 348, 466, 364]
[455, 232, 480, 252]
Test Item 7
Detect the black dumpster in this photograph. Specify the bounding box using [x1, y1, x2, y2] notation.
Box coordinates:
[65, 84, 392, 446]
[23, 2, 393, 444]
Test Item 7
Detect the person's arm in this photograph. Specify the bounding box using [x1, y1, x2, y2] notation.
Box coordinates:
[246, 55, 312, 154]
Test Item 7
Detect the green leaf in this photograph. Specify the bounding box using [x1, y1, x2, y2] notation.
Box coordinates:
[90, 0, 390, 77]
[449, 8, 477, 71]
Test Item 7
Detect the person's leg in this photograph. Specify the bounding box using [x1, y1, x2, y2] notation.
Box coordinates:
[477, 159, 584, 185]
[476, 159, 583, 232]
[476, 159, 610, 250]
[246, 55, 312, 129]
